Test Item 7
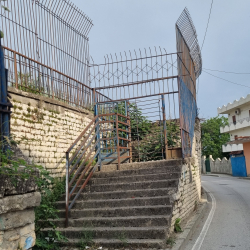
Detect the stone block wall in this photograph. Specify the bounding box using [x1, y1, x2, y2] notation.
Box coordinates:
[9, 87, 94, 177]
[0, 170, 41, 250]
[170, 118, 201, 231]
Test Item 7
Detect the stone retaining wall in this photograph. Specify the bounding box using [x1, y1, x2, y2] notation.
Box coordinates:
[170, 119, 201, 232]
[0, 170, 41, 250]
[9, 87, 94, 177]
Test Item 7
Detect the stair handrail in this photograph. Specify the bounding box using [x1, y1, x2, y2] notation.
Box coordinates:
[65, 115, 100, 227]
[65, 111, 131, 227]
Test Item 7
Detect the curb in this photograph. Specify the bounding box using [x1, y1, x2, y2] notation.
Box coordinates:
[238, 177, 250, 180]
[171, 187, 209, 250]
[202, 174, 219, 177]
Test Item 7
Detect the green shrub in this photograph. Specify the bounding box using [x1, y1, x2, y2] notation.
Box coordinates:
[0, 139, 67, 250]
[34, 176, 67, 250]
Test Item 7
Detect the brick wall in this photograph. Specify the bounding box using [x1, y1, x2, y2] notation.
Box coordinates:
[9, 87, 94, 177]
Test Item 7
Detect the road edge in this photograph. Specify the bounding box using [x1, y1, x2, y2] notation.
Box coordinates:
[171, 186, 209, 250]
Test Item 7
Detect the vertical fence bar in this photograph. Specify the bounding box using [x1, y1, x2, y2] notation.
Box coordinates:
[116, 114, 120, 170]
[65, 151, 69, 227]
[14, 52, 18, 88]
[51, 69, 54, 99]
[161, 94, 168, 159]
[93, 91, 101, 168]
[126, 101, 132, 163]
[177, 76, 184, 158]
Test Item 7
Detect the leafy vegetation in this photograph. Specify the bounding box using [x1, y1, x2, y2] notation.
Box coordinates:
[34, 176, 67, 250]
[17, 72, 45, 95]
[174, 218, 182, 233]
[116, 231, 128, 247]
[78, 226, 94, 250]
[201, 116, 230, 159]
[166, 237, 176, 247]
[114, 102, 181, 162]
[0, 138, 67, 250]
[128, 103, 152, 139]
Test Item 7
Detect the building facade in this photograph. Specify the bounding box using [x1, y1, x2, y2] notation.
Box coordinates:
[218, 94, 250, 176]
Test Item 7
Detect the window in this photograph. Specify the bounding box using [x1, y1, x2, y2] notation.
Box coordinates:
[232, 115, 236, 125]
[234, 135, 238, 140]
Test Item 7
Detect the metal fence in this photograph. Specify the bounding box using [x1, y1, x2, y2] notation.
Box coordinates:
[0, 0, 110, 108]
[3, 46, 110, 108]
[89, 48, 181, 102]
[90, 8, 202, 158]
[176, 8, 202, 157]
[0, 0, 92, 84]
[1, 1, 201, 158]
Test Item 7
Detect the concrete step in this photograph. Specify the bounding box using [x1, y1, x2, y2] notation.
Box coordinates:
[53, 215, 171, 228]
[61, 187, 177, 201]
[95, 163, 182, 178]
[89, 172, 180, 185]
[60, 238, 165, 249]
[57, 226, 168, 240]
[99, 159, 182, 171]
[57, 205, 172, 218]
[85, 179, 179, 192]
[56, 196, 171, 209]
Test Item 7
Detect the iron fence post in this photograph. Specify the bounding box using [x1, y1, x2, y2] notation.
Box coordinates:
[65, 151, 69, 228]
[93, 90, 101, 169]
[177, 76, 184, 158]
[14, 52, 18, 89]
[0, 45, 10, 152]
[161, 94, 168, 160]
[51, 69, 54, 99]
[116, 114, 120, 170]
[126, 101, 132, 163]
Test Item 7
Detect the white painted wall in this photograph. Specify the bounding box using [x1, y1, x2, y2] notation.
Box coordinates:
[217, 93, 250, 115]
[222, 144, 243, 153]
[218, 97, 250, 152]
[202, 155, 232, 175]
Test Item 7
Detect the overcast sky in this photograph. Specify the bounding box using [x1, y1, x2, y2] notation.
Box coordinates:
[72, 0, 250, 119]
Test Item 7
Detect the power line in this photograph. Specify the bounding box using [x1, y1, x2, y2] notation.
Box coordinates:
[203, 68, 250, 75]
[203, 70, 250, 89]
[201, 0, 214, 50]
[197, 0, 214, 96]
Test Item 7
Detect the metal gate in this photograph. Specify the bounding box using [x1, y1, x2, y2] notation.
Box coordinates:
[94, 100, 131, 167]
[205, 158, 211, 172]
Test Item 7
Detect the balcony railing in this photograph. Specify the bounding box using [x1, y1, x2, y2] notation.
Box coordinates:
[222, 116, 250, 128]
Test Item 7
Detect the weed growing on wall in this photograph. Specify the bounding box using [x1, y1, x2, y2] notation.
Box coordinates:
[174, 218, 182, 233]
[0, 138, 67, 250]
[17, 72, 45, 95]
[166, 237, 176, 247]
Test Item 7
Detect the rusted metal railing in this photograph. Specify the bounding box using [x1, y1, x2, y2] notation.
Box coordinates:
[65, 111, 131, 226]
[0, 0, 93, 85]
[3, 46, 110, 109]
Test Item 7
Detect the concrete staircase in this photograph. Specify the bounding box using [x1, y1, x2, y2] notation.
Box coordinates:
[55, 160, 182, 249]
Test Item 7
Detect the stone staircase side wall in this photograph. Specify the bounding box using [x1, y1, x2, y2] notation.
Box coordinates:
[0, 172, 41, 250]
[9, 87, 94, 177]
[170, 118, 201, 232]
[209, 155, 232, 175]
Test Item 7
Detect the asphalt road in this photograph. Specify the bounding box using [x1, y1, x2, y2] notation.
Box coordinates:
[185, 175, 250, 250]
